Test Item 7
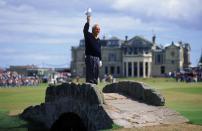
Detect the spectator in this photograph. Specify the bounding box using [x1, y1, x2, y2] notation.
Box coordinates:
[0, 71, 40, 87]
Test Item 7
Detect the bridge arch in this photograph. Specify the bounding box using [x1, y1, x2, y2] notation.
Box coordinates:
[51, 112, 87, 131]
[21, 83, 113, 131]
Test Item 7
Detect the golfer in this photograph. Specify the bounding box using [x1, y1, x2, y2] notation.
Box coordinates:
[83, 16, 102, 84]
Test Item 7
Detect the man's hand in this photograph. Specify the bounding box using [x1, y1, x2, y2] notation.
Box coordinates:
[87, 16, 91, 23]
[99, 61, 102, 68]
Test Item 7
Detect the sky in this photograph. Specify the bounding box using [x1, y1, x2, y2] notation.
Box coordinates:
[0, 0, 202, 68]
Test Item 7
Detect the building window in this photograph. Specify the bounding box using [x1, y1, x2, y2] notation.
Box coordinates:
[128, 62, 132, 77]
[155, 53, 163, 64]
[105, 66, 108, 74]
[171, 60, 175, 64]
[139, 48, 143, 54]
[133, 62, 137, 77]
[128, 48, 132, 55]
[157, 54, 161, 63]
[139, 62, 143, 77]
[161, 66, 165, 74]
[110, 66, 115, 75]
[145, 62, 148, 76]
[108, 53, 117, 61]
[124, 48, 127, 55]
[83, 67, 86, 77]
[133, 48, 138, 54]
[124, 62, 126, 77]
[117, 66, 120, 74]
[82, 54, 85, 61]
[144, 48, 149, 54]
[171, 51, 175, 57]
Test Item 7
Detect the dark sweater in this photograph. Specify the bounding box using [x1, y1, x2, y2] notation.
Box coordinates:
[83, 22, 101, 60]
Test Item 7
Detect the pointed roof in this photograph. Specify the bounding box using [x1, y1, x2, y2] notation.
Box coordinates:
[127, 36, 153, 48]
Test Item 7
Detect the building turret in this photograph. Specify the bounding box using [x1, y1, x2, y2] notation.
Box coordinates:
[198, 49, 202, 68]
[125, 35, 128, 42]
[183, 43, 191, 68]
[152, 35, 156, 44]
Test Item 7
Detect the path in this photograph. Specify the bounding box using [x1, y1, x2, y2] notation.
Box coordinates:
[103, 93, 188, 128]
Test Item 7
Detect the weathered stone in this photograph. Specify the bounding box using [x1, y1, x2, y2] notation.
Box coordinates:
[104, 93, 189, 128]
[21, 83, 112, 131]
[45, 83, 104, 105]
[103, 81, 165, 106]
[20, 81, 188, 131]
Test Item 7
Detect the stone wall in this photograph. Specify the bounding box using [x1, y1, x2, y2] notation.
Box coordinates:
[103, 81, 165, 106]
[20, 83, 113, 131]
[45, 83, 104, 105]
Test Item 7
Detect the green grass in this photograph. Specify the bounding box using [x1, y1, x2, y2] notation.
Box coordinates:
[0, 109, 27, 131]
[0, 83, 47, 113]
[101, 124, 122, 131]
[0, 84, 48, 131]
[0, 78, 202, 131]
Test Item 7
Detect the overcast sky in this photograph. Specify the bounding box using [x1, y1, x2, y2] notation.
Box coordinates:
[0, 0, 202, 68]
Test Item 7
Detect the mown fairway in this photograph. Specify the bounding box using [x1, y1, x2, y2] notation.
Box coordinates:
[0, 84, 48, 131]
[0, 78, 202, 131]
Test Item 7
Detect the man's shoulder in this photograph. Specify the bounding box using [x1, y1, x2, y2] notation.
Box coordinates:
[85, 32, 92, 38]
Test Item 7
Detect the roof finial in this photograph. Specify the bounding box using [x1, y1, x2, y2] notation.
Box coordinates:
[152, 29, 156, 44]
[199, 48, 202, 67]
[125, 35, 128, 42]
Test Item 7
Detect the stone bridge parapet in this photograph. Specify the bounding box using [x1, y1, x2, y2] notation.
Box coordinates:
[103, 81, 165, 106]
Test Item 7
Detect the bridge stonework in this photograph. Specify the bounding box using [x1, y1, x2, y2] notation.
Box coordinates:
[21, 81, 188, 130]
[103, 81, 165, 106]
[21, 83, 113, 131]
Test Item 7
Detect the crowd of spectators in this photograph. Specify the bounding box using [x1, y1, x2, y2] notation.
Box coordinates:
[168, 68, 202, 82]
[0, 71, 40, 87]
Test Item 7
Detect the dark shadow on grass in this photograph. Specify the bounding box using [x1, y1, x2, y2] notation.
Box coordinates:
[20, 120, 49, 131]
[0, 122, 48, 131]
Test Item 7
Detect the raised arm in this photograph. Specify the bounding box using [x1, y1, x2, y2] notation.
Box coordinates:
[83, 16, 91, 37]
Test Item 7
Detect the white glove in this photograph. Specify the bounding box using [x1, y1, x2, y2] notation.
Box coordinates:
[99, 61, 102, 67]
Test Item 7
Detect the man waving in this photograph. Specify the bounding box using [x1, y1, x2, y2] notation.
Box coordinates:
[83, 16, 102, 84]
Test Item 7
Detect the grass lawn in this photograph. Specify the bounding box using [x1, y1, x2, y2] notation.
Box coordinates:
[0, 84, 48, 131]
[0, 78, 202, 130]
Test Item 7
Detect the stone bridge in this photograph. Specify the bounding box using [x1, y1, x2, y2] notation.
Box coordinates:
[21, 81, 188, 131]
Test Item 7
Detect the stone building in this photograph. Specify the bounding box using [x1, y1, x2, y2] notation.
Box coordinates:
[71, 35, 191, 78]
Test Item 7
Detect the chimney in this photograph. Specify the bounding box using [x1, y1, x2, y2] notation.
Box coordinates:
[152, 35, 156, 44]
[125, 35, 128, 42]
[179, 41, 182, 45]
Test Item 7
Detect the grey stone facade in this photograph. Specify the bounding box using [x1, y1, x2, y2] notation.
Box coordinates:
[71, 36, 190, 78]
